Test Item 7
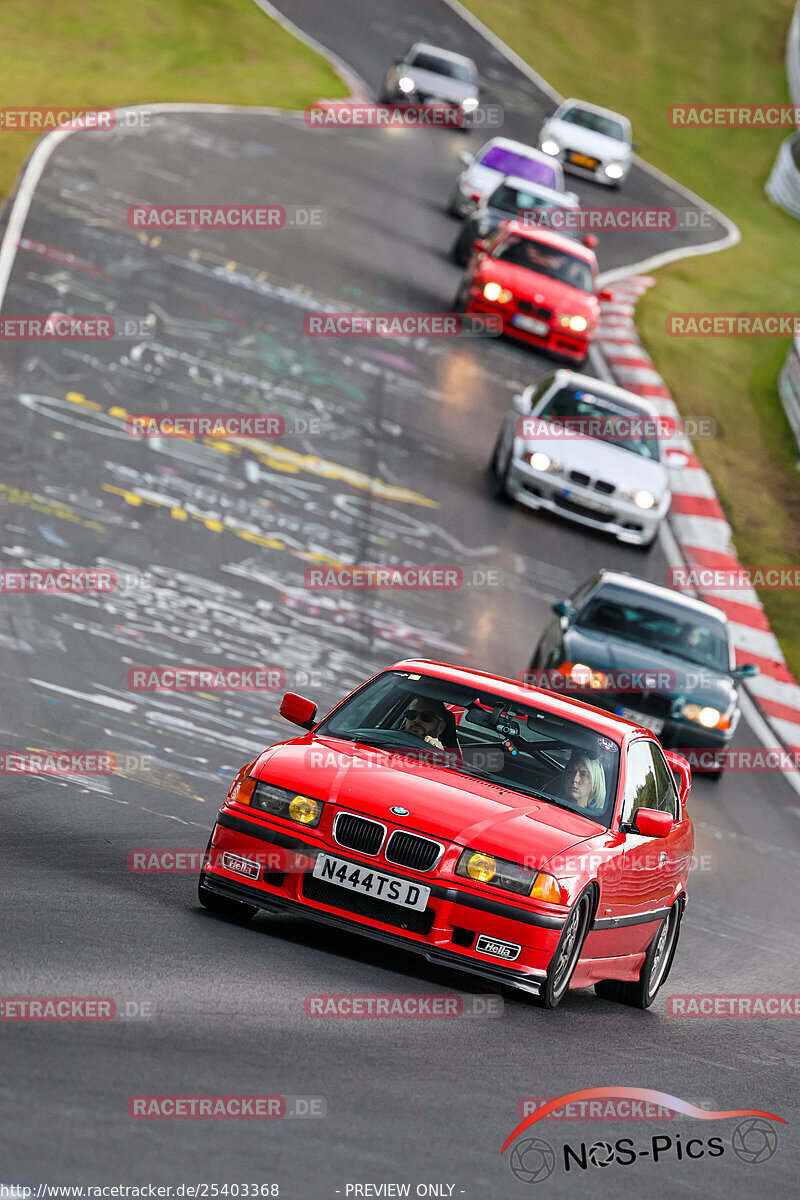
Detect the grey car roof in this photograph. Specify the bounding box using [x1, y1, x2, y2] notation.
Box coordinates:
[407, 43, 478, 69]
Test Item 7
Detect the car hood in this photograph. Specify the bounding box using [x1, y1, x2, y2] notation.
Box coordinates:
[521, 424, 669, 495]
[545, 118, 632, 160]
[403, 67, 476, 104]
[251, 736, 600, 868]
[477, 260, 598, 316]
[562, 627, 737, 709]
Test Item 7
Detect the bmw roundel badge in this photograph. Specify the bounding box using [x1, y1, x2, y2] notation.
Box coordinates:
[390, 806, 409, 816]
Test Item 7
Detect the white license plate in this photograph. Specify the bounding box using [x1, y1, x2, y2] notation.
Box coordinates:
[512, 314, 549, 336]
[562, 488, 613, 514]
[618, 707, 665, 735]
[313, 853, 431, 912]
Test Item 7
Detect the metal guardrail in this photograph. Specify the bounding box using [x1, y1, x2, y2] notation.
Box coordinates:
[788, 1, 800, 107]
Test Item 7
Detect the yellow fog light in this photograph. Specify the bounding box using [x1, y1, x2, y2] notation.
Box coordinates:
[530, 872, 562, 903]
[483, 282, 513, 303]
[467, 851, 497, 882]
[289, 794, 321, 824]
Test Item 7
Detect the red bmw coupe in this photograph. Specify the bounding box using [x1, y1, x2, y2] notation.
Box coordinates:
[198, 660, 693, 1009]
[454, 221, 611, 364]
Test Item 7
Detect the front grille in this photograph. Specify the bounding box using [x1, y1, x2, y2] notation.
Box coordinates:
[333, 812, 385, 855]
[569, 470, 591, 487]
[594, 479, 616, 495]
[302, 875, 435, 934]
[517, 301, 553, 320]
[556, 495, 614, 522]
[384, 830, 442, 872]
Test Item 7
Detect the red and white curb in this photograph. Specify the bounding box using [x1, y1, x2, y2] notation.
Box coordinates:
[597, 277, 800, 757]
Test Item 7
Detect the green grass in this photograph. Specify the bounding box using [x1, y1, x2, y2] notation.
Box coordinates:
[464, 0, 800, 678]
[0, 0, 346, 202]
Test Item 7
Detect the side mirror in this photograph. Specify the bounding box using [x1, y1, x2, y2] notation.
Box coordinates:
[631, 140, 640, 152]
[664, 749, 692, 809]
[732, 662, 759, 680]
[458, 150, 473, 167]
[582, 234, 598, 249]
[279, 691, 318, 730]
[598, 288, 613, 302]
[552, 600, 574, 620]
[512, 390, 532, 415]
[633, 808, 673, 838]
[472, 238, 486, 253]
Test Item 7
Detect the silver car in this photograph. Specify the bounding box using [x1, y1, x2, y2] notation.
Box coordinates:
[489, 371, 672, 547]
[380, 43, 479, 124]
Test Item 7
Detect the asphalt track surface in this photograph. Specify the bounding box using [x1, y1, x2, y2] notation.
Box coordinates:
[0, 2, 797, 1196]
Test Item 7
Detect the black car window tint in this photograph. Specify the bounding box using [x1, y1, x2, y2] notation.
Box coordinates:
[650, 745, 679, 818]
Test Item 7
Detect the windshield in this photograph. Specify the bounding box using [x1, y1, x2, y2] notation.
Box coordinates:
[560, 106, 626, 140]
[576, 591, 731, 672]
[317, 670, 621, 825]
[408, 52, 476, 82]
[488, 183, 565, 216]
[478, 146, 559, 189]
[492, 236, 593, 292]
[536, 386, 662, 460]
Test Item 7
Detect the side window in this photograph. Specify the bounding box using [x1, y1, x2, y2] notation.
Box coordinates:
[621, 740, 659, 825]
[569, 576, 601, 617]
[651, 745, 679, 819]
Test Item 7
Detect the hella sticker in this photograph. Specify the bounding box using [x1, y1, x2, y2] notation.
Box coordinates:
[476, 935, 521, 961]
[221, 852, 261, 880]
[598, 736, 618, 753]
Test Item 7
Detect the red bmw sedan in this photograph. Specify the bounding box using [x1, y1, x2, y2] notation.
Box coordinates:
[198, 660, 693, 1009]
[454, 221, 611, 364]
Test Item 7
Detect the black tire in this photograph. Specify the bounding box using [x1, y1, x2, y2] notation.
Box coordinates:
[595, 900, 682, 1008]
[197, 833, 258, 921]
[451, 230, 470, 266]
[534, 887, 595, 1009]
[488, 431, 512, 503]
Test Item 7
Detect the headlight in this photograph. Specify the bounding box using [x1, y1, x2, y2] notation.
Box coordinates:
[483, 282, 513, 303]
[462, 97, 479, 113]
[530, 451, 557, 472]
[558, 314, 588, 331]
[604, 163, 624, 179]
[681, 703, 722, 729]
[251, 781, 324, 827]
[558, 661, 608, 689]
[397, 76, 415, 93]
[633, 490, 656, 510]
[456, 848, 562, 900]
[541, 139, 560, 156]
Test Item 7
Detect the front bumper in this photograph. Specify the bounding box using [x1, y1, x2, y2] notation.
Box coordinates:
[202, 809, 568, 994]
[505, 450, 667, 545]
[466, 297, 590, 362]
[566, 691, 736, 751]
[542, 147, 630, 186]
